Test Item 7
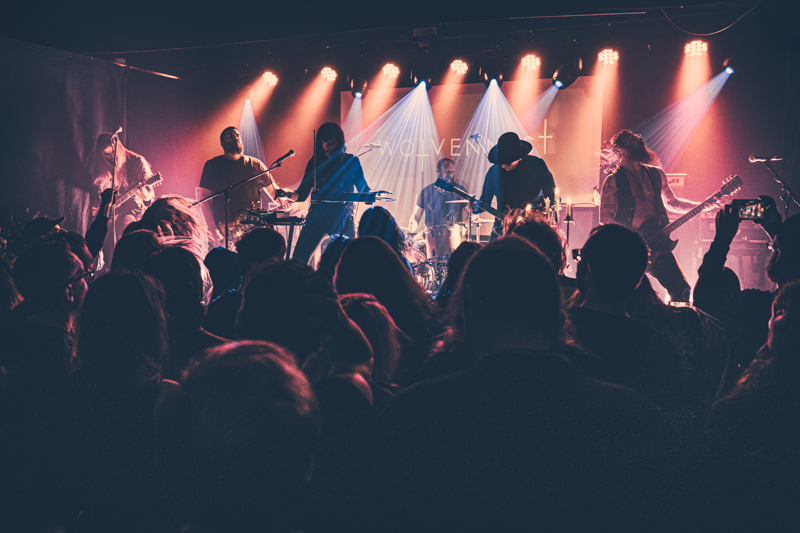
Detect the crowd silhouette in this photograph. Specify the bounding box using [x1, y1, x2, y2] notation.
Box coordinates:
[1, 191, 800, 532]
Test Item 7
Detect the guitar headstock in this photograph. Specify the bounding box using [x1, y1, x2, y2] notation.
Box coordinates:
[720, 175, 743, 197]
[434, 177, 455, 194]
[147, 172, 164, 187]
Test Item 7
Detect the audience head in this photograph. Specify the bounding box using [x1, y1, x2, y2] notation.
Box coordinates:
[0, 259, 22, 315]
[768, 279, 800, 355]
[123, 217, 160, 235]
[39, 230, 93, 268]
[146, 246, 204, 334]
[436, 241, 481, 303]
[75, 271, 167, 386]
[340, 293, 402, 384]
[767, 214, 800, 286]
[111, 230, 163, 272]
[161, 341, 320, 532]
[335, 236, 432, 332]
[12, 239, 88, 311]
[503, 209, 566, 274]
[316, 234, 350, 276]
[235, 227, 287, 275]
[237, 260, 332, 364]
[577, 224, 649, 301]
[141, 195, 208, 258]
[21, 216, 63, 247]
[357, 206, 406, 256]
[204, 246, 241, 297]
[451, 235, 565, 350]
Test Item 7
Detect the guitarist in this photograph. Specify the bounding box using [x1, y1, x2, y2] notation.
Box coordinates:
[600, 129, 716, 302]
[92, 132, 158, 267]
[476, 132, 556, 240]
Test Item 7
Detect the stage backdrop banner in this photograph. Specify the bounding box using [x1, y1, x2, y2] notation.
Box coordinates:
[341, 77, 603, 228]
[0, 38, 127, 234]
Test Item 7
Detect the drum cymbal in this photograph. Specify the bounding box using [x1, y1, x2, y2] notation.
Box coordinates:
[445, 199, 469, 204]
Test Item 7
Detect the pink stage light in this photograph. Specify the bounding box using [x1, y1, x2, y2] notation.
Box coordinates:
[382, 63, 400, 79]
[685, 41, 708, 57]
[450, 59, 468, 75]
[521, 54, 541, 71]
[598, 49, 618, 66]
[262, 71, 278, 86]
[321, 67, 338, 82]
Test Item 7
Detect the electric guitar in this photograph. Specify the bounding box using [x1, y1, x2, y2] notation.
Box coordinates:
[433, 177, 504, 221]
[113, 173, 163, 209]
[636, 175, 742, 254]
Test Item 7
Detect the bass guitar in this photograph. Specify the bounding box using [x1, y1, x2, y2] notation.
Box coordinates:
[636, 174, 742, 254]
[113, 173, 163, 209]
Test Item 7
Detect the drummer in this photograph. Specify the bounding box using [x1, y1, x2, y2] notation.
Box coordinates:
[408, 158, 471, 258]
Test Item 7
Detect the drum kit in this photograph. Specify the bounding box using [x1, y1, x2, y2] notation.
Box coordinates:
[405, 199, 481, 293]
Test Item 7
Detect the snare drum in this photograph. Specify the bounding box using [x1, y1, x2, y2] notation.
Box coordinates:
[423, 224, 467, 259]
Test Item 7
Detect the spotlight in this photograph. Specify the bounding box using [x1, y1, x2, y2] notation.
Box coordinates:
[411, 61, 434, 90]
[262, 71, 278, 86]
[685, 40, 708, 57]
[321, 67, 337, 82]
[450, 59, 468, 75]
[350, 77, 368, 99]
[480, 56, 505, 88]
[598, 49, 618, 66]
[245, 98, 252, 104]
[521, 54, 540, 71]
[723, 58, 735, 75]
[382, 63, 400, 79]
[552, 58, 582, 89]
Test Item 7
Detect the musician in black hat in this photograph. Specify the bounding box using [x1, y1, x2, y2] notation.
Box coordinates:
[477, 132, 556, 239]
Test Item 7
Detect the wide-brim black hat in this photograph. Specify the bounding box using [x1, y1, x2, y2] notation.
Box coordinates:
[488, 132, 533, 165]
[22, 216, 64, 243]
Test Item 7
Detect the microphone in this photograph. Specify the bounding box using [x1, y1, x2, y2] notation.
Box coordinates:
[749, 154, 783, 163]
[369, 142, 381, 148]
[469, 134, 480, 140]
[111, 126, 122, 138]
[274, 150, 295, 165]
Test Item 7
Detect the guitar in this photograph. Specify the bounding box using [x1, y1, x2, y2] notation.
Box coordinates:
[433, 177, 504, 221]
[113, 173, 163, 209]
[636, 175, 742, 254]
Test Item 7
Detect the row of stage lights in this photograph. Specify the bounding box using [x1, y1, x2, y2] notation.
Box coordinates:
[258, 40, 724, 95]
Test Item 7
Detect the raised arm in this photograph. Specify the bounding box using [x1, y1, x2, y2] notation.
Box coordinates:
[659, 167, 700, 213]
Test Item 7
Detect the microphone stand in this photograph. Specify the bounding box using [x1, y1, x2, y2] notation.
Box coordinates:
[193, 157, 287, 250]
[763, 160, 799, 217]
[110, 133, 120, 246]
[471, 134, 490, 156]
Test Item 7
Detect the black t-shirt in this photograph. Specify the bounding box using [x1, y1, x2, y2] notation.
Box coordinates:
[199, 155, 268, 224]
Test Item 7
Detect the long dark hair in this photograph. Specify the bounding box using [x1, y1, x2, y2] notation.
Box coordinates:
[314, 122, 346, 166]
[74, 271, 168, 387]
[600, 129, 661, 175]
[357, 206, 407, 257]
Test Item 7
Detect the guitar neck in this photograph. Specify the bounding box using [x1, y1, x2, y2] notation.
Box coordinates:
[663, 196, 716, 235]
[435, 178, 502, 219]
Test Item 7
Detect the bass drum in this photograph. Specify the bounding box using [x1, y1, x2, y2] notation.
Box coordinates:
[423, 224, 467, 259]
[414, 262, 440, 293]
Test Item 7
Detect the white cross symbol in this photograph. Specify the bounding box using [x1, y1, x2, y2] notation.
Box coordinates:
[538, 119, 553, 155]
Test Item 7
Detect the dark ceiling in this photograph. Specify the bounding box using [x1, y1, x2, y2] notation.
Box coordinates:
[0, 0, 769, 54]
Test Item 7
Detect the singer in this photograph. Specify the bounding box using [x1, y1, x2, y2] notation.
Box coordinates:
[286, 122, 371, 265]
[198, 127, 271, 231]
